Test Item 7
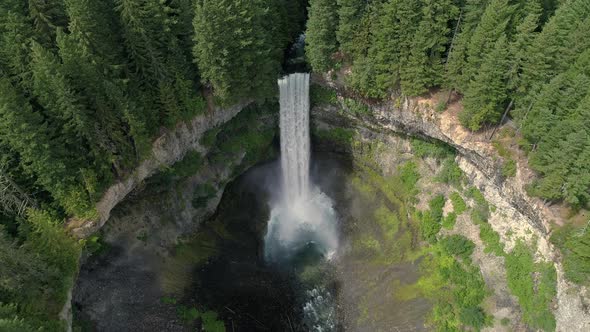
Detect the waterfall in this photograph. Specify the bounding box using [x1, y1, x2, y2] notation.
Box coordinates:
[265, 73, 337, 263]
[279, 73, 310, 202]
[267, 73, 337, 331]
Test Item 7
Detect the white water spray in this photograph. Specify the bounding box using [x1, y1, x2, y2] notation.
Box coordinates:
[264, 73, 338, 263]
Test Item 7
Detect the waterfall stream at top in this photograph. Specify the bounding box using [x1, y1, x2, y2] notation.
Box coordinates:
[279, 73, 311, 202]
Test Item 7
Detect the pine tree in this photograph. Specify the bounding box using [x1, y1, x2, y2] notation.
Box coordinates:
[464, 0, 512, 82]
[521, 50, 590, 147]
[27, 0, 68, 48]
[336, 0, 366, 57]
[346, 3, 382, 96]
[116, 0, 204, 133]
[29, 39, 111, 195]
[400, 0, 459, 95]
[518, 0, 590, 98]
[116, 0, 194, 84]
[56, 31, 134, 182]
[30, 41, 93, 146]
[272, 0, 307, 49]
[507, 7, 541, 97]
[528, 96, 590, 206]
[444, 0, 491, 92]
[0, 10, 34, 89]
[0, 231, 57, 308]
[168, 0, 198, 60]
[460, 36, 510, 130]
[193, 0, 283, 101]
[522, 50, 590, 205]
[60, 0, 157, 165]
[349, 2, 380, 59]
[356, 0, 406, 97]
[305, 0, 339, 72]
[0, 78, 89, 215]
[63, 0, 125, 65]
[508, 0, 543, 36]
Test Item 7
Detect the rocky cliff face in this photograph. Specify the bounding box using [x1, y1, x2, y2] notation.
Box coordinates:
[68, 102, 250, 238]
[310, 80, 590, 331]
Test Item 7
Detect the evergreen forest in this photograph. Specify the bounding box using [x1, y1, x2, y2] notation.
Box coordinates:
[0, 0, 589, 330]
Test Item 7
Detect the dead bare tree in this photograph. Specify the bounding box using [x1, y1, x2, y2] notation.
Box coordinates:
[488, 99, 514, 140]
[444, 8, 463, 106]
[0, 170, 36, 217]
[516, 101, 534, 134]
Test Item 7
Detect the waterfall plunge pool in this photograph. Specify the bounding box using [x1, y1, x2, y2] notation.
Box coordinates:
[183, 153, 430, 331]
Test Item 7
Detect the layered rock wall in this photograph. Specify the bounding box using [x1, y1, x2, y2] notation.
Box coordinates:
[68, 102, 250, 238]
[310, 82, 590, 331]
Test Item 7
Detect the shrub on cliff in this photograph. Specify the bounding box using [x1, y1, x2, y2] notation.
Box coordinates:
[551, 224, 590, 285]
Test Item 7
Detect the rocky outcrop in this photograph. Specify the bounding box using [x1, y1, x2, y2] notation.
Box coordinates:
[68, 102, 250, 238]
[312, 91, 547, 234]
[310, 80, 590, 331]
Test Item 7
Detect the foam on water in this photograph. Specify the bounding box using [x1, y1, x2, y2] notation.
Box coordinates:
[264, 186, 338, 262]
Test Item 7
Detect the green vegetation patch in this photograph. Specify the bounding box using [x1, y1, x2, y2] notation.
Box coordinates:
[374, 206, 400, 241]
[449, 192, 467, 215]
[145, 151, 204, 193]
[551, 224, 590, 285]
[205, 103, 277, 166]
[310, 84, 338, 106]
[351, 158, 497, 331]
[501, 159, 517, 178]
[354, 234, 382, 256]
[411, 138, 455, 160]
[0, 210, 82, 330]
[464, 186, 505, 256]
[440, 235, 475, 261]
[192, 184, 217, 209]
[419, 194, 445, 243]
[505, 241, 557, 331]
[467, 186, 490, 225]
[176, 306, 225, 331]
[358, 161, 420, 205]
[85, 235, 110, 257]
[466, 187, 487, 207]
[201, 127, 221, 148]
[343, 98, 371, 116]
[349, 162, 421, 265]
[436, 158, 464, 187]
[160, 230, 220, 294]
[314, 127, 355, 145]
[397, 162, 421, 202]
[479, 222, 505, 256]
[442, 212, 457, 230]
[172, 151, 204, 178]
[492, 141, 517, 178]
[399, 237, 492, 331]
